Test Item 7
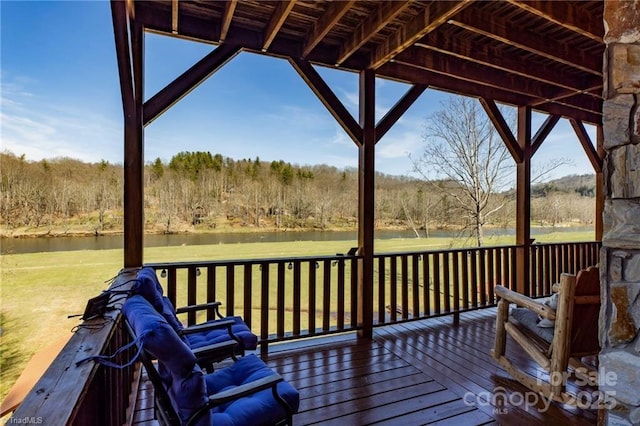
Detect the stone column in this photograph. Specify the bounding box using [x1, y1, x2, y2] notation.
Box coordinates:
[600, 1, 640, 425]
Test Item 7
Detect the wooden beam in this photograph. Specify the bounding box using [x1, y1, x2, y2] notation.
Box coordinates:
[414, 33, 602, 95]
[369, 0, 472, 69]
[531, 114, 560, 156]
[595, 126, 604, 241]
[289, 57, 362, 144]
[336, 0, 410, 65]
[479, 98, 522, 163]
[448, 8, 602, 76]
[504, 0, 603, 43]
[516, 106, 532, 296]
[379, 61, 602, 125]
[358, 68, 376, 340]
[111, 0, 135, 121]
[262, 0, 296, 52]
[219, 0, 237, 42]
[302, 0, 355, 58]
[569, 118, 602, 173]
[112, 0, 144, 268]
[376, 83, 427, 143]
[394, 49, 601, 116]
[143, 43, 241, 125]
[171, 0, 178, 34]
[530, 85, 603, 107]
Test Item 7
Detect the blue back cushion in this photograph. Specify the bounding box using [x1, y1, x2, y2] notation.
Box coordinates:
[123, 295, 211, 425]
[134, 267, 165, 312]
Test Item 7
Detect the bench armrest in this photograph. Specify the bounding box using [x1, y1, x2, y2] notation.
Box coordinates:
[495, 285, 556, 321]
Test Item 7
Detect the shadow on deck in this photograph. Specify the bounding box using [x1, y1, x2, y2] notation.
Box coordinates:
[135, 308, 597, 425]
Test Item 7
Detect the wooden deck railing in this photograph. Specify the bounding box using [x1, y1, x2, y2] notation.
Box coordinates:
[10, 269, 139, 425]
[9, 241, 600, 424]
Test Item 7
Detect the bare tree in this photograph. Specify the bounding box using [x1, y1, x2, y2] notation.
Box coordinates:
[412, 96, 513, 246]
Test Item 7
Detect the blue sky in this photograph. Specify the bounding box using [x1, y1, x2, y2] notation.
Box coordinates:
[2, 0, 597, 180]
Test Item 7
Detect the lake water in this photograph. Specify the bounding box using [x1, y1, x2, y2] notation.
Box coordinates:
[0, 227, 593, 255]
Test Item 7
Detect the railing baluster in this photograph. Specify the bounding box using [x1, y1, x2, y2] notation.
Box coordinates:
[277, 262, 285, 339]
[244, 264, 252, 328]
[433, 253, 441, 314]
[412, 254, 420, 318]
[462, 251, 469, 310]
[350, 258, 358, 329]
[309, 260, 317, 334]
[487, 248, 495, 305]
[442, 252, 451, 313]
[206, 266, 216, 321]
[390, 256, 397, 322]
[167, 267, 177, 306]
[470, 250, 478, 308]
[377, 256, 385, 324]
[338, 258, 345, 329]
[452, 252, 460, 312]
[187, 266, 197, 325]
[323, 260, 331, 332]
[423, 252, 431, 317]
[226, 264, 235, 316]
[260, 261, 269, 354]
[401, 255, 409, 320]
[478, 250, 486, 306]
[293, 261, 301, 336]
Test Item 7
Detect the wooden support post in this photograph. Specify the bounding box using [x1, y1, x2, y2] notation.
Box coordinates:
[119, 7, 144, 268]
[516, 106, 532, 295]
[357, 69, 375, 339]
[595, 125, 604, 242]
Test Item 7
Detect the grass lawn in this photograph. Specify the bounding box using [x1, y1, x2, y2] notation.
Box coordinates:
[0, 229, 594, 405]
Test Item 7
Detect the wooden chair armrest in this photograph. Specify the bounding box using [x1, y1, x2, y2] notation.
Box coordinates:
[192, 340, 238, 364]
[494, 285, 556, 321]
[176, 301, 222, 315]
[181, 318, 236, 335]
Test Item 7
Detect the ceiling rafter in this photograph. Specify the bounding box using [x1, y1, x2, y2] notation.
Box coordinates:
[379, 61, 600, 125]
[448, 9, 602, 76]
[171, 0, 178, 34]
[504, 0, 602, 43]
[262, 0, 297, 52]
[219, 0, 237, 42]
[414, 33, 602, 96]
[336, 0, 411, 66]
[302, 0, 355, 58]
[369, 0, 472, 69]
[395, 48, 600, 115]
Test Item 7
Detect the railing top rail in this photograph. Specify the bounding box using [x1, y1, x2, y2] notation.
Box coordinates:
[144, 241, 600, 268]
[145, 253, 362, 269]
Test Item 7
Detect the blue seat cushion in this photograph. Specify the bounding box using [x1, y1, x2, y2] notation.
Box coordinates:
[205, 354, 300, 426]
[511, 307, 554, 343]
[185, 316, 258, 350]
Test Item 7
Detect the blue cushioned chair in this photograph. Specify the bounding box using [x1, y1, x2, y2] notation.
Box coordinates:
[123, 295, 299, 426]
[134, 267, 258, 367]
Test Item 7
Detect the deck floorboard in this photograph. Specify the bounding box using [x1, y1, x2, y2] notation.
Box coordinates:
[134, 308, 597, 425]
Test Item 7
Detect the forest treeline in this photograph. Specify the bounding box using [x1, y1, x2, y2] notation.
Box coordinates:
[0, 151, 596, 237]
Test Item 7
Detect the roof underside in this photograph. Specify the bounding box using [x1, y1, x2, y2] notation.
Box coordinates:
[133, 0, 604, 125]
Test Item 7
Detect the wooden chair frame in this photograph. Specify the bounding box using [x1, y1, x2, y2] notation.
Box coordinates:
[492, 266, 600, 405]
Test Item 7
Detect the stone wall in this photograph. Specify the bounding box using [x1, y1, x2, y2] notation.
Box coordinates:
[601, 1, 640, 425]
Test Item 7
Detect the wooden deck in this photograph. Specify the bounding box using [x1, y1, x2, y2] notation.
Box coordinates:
[133, 308, 598, 425]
